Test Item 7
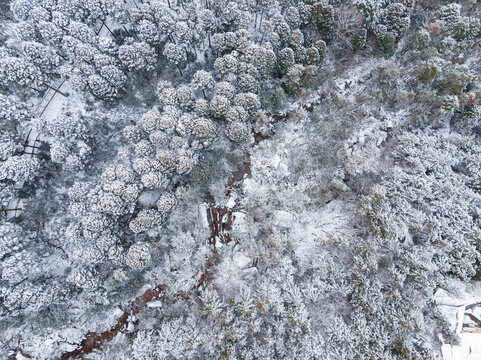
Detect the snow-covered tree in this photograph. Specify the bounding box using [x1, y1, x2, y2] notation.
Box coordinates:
[210, 95, 230, 119]
[126, 242, 151, 269]
[226, 121, 250, 143]
[163, 42, 187, 75]
[191, 69, 215, 99]
[119, 39, 157, 72]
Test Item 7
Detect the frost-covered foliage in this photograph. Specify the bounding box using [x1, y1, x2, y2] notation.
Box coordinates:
[1, 0, 481, 359]
[362, 133, 481, 280]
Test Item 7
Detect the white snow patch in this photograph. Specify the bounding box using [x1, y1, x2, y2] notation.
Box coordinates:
[199, 203, 209, 228]
[233, 252, 251, 268]
[138, 189, 162, 207]
[232, 212, 248, 233]
[272, 210, 295, 229]
[271, 154, 281, 168]
[41, 82, 71, 121]
[226, 197, 236, 209]
[147, 300, 163, 308]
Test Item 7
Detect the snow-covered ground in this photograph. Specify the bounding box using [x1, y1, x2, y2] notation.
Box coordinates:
[436, 285, 481, 359]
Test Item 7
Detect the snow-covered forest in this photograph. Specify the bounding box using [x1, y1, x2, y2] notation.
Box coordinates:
[0, 0, 480, 358]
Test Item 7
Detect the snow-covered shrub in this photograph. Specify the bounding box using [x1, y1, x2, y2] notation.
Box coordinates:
[126, 242, 151, 269]
[210, 95, 230, 118]
[226, 121, 250, 143]
[156, 192, 177, 216]
[361, 132, 481, 280]
[439, 3, 481, 40]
